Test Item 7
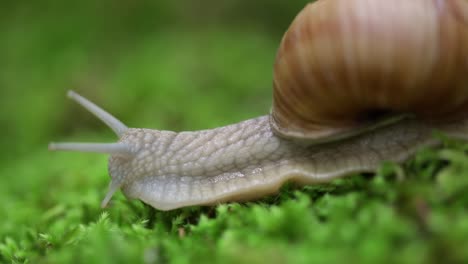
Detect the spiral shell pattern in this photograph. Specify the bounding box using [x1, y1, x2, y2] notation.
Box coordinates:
[271, 0, 468, 141]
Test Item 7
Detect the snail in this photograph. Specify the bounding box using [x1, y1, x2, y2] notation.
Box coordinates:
[49, 0, 468, 210]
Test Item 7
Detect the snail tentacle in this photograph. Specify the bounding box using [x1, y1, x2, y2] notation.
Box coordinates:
[48, 142, 132, 156]
[67, 90, 128, 137]
[101, 180, 124, 208]
[49, 92, 133, 155]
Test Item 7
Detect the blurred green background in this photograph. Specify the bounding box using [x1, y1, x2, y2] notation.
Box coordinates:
[0, 0, 312, 164]
[2, 1, 468, 263]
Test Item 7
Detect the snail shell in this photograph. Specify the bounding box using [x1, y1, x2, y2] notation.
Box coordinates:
[272, 0, 468, 141]
[49, 0, 468, 210]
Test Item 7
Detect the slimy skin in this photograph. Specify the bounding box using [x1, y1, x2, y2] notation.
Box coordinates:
[49, 91, 468, 210]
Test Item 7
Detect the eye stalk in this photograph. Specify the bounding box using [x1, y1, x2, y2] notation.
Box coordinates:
[49, 91, 134, 207]
[67, 90, 127, 136]
[48, 90, 132, 156]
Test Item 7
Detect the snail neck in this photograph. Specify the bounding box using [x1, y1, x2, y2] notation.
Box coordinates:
[113, 115, 305, 208]
[116, 115, 296, 180]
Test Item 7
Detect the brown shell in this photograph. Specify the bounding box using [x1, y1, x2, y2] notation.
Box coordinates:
[271, 0, 468, 142]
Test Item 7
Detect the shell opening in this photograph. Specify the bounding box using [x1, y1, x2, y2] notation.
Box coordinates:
[355, 108, 397, 124]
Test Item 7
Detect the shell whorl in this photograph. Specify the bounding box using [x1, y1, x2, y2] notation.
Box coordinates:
[271, 0, 468, 141]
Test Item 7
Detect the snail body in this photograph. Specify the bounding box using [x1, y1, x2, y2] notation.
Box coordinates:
[50, 0, 468, 210]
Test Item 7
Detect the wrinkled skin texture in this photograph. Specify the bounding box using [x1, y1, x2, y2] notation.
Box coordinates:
[109, 116, 468, 210]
